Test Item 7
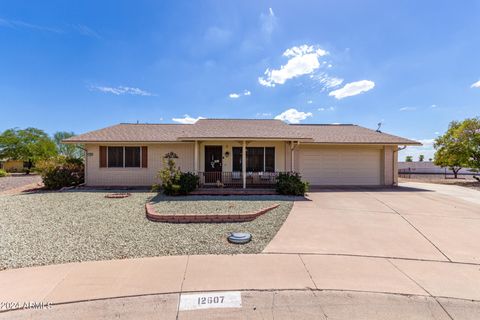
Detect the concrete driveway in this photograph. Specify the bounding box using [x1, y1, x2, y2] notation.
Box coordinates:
[264, 183, 480, 264]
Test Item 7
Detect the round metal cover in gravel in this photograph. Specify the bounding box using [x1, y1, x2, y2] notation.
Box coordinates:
[228, 232, 252, 244]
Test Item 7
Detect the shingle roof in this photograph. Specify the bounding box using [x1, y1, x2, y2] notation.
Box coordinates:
[177, 119, 311, 140]
[291, 124, 420, 145]
[63, 124, 191, 142]
[63, 119, 420, 145]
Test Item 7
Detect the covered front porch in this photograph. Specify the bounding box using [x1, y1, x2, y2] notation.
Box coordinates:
[190, 139, 301, 189]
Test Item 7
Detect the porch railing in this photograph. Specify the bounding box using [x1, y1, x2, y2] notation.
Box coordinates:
[198, 171, 284, 188]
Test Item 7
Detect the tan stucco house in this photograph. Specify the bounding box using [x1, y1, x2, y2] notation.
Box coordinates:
[64, 119, 420, 188]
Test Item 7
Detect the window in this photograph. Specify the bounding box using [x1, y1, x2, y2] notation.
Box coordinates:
[265, 147, 275, 172]
[108, 147, 124, 168]
[107, 146, 141, 168]
[125, 147, 140, 167]
[232, 147, 242, 172]
[232, 147, 275, 172]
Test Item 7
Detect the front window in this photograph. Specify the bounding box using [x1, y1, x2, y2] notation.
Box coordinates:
[232, 147, 275, 172]
[107, 146, 141, 168]
[108, 147, 124, 168]
[125, 147, 140, 167]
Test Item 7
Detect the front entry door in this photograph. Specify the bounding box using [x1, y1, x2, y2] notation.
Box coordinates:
[204, 146, 222, 183]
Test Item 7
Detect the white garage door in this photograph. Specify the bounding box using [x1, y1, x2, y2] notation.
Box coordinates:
[299, 147, 381, 185]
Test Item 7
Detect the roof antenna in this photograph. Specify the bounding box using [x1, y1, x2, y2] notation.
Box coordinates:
[376, 122, 382, 133]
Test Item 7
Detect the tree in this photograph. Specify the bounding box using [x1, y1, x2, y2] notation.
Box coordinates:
[53, 131, 83, 159]
[457, 118, 480, 172]
[405, 156, 413, 162]
[418, 154, 425, 162]
[0, 128, 57, 173]
[434, 120, 471, 179]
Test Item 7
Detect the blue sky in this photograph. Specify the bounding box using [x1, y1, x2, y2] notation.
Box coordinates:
[1, 1, 479, 160]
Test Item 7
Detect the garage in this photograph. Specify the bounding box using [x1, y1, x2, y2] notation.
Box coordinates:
[298, 146, 382, 186]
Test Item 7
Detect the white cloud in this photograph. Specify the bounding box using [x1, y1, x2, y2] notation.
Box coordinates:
[90, 85, 153, 96]
[470, 80, 480, 88]
[73, 24, 101, 39]
[0, 17, 63, 33]
[328, 80, 375, 99]
[399, 107, 416, 111]
[399, 138, 435, 161]
[307, 100, 313, 104]
[172, 115, 205, 124]
[260, 7, 277, 37]
[430, 104, 437, 108]
[311, 73, 344, 91]
[274, 108, 312, 123]
[318, 107, 335, 111]
[256, 112, 272, 117]
[229, 90, 251, 99]
[258, 45, 329, 87]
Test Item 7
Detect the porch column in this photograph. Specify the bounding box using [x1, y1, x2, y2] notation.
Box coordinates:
[194, 140, 199, 173]
[290, 141, 300, 172]
[242, 140, 246, 189]
[291, 141, 295, 172]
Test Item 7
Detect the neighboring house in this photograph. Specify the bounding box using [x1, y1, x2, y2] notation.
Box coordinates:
[398, 161, 475, 175]
[0, 159, 25, 172]
[63, 119, 420, 188]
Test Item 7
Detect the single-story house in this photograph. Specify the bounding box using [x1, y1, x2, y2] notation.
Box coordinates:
[0, 159, 26, 172]
[64, 119, 420, 188]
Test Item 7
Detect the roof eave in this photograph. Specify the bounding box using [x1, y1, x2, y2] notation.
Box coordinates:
[304, 142, 422, 146]
[176, 137, 314, 142]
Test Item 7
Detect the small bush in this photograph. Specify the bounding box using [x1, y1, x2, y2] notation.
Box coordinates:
[0, 169, 8, 177]
[276, 172, 309, 196]
[151, 184, 161, 192]
[156, 153, 199, 195]
[37, 157, 84, 190]
[178, 172, 199, 195]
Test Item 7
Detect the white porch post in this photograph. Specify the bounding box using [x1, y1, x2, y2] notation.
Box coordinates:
[290, 141, 300, 172]
[242, 140, 246, 189]
[194, 140, 199, 173]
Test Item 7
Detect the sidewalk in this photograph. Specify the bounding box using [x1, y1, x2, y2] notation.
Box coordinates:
[1, 253, 479, 310]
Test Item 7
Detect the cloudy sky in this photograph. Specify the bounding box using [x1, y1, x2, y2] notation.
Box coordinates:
[1, 1, 479, 160]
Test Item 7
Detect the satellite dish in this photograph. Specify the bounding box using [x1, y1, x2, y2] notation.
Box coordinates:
[376, 122, 382, 133]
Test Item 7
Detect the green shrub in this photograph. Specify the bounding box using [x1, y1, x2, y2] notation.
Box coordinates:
[276, 172, 309, 196]
[0, 169, 8, 177]
[156, 153, 199, 195]
[178, 172, 200, 195]
[37, 157, 84, 190]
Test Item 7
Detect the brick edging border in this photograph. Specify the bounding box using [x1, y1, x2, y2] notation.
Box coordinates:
[145, 203, 279, 223]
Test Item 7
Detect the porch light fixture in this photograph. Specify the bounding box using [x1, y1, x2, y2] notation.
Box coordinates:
[224, 151, 230, 158]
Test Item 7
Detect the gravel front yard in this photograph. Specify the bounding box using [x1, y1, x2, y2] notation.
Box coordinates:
[0, 174, 41, 193]
[0, 191, 294, 270]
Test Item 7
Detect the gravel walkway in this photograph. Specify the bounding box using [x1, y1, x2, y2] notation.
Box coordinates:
[0, 191, 294, 269]
[0, 174, 41, 192]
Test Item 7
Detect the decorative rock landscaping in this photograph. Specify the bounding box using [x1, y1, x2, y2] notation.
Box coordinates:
[0, 191, 295, 269]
